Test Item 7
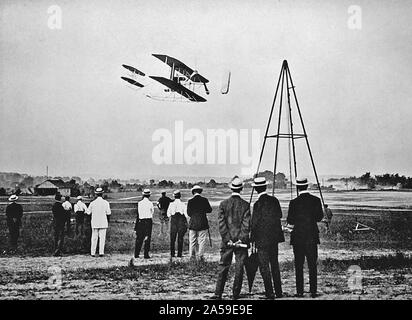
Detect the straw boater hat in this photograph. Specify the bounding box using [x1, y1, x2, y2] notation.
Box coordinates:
[229, 177, 244, 190]
[191, 185, 203, 193]
[294, 177, 309, 186]
[142, 189, 151, 196]
[251, 176, 270, 187]
[173, 190, 181, 197]
[76, 195, 82, 200]
[95, 187, 103, 194]
[8, 194, 18, 202]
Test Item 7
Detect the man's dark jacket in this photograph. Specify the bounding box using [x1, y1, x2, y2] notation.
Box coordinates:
[187, 194, 212, 231]
[6, 202, 23, 227]
[251, 193, 285, 248]
[52, 201, 67, 226]
[287, 192, 324, 245]
[218, 195, 251, 248]
[158, 196, 172, 211]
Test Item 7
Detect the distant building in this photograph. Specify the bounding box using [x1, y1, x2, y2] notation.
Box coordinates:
[34, 179, 71, 196]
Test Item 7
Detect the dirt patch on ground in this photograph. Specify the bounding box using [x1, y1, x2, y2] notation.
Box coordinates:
[1, 248, 411, 300]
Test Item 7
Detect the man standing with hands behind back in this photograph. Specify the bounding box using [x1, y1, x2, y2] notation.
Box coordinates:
[287, 177, 324, 298]
[187, 185, 212, 261]
[251, 176, 284, 300]
[86, 187, 111, 257]
[212, 177, 250, 300]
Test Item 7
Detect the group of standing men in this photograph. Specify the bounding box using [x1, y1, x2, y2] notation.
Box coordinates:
[132, 185, 212, 261]
[131, 175, 325, 299]
[4, 188, 111, 257]
[211, 176, 324, 300]
[51, 187, 111, 256]
[5, 176, 327, 299]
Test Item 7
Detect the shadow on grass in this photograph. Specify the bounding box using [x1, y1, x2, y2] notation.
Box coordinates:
[3, 253, 411, 286]
[320, 252, 412, 272]
[61, 258, 221, 282]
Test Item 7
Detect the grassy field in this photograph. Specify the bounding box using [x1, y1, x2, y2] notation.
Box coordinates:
[1, 189, 412, 255]
[1, 252, 411, 299]
[1, 189, 412, 300]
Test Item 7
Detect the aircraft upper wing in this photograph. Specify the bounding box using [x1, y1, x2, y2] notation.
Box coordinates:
[152, 54, 209, 84]
[149, 76, 207, 102]
[122, 64, 145, 76]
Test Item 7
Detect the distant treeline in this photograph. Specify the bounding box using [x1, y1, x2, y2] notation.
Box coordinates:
[5, 170, 409, 196]
[0, 170, 291, 196]
[327, 172, 412, 189]
[0, 172, 228, 196]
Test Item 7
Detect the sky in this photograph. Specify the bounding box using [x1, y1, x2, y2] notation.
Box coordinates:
[1, 0, 412, 180]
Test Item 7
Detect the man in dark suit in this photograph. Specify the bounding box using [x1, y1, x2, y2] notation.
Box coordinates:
[52, 193, 67, 256]
[5, 195, 23, 254]
[157, 191, 172, 236]
[322, 204, 333, 234]
[287, 177, 324, 298]
[212, 177, 250, 300]
[187, 185, 212, 261]
[251, 177, 285, 299]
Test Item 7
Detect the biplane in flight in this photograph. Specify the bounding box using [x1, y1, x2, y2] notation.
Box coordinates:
[121, 54, 230, 102]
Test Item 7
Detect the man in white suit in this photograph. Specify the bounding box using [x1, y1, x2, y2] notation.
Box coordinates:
[86, 187, 111, 257]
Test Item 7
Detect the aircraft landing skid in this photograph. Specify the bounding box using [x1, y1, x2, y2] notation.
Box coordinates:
[350, 222, 376, 233]
[146, 94, 192, 102]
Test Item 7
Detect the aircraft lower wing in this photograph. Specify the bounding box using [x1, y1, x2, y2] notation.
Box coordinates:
[121, 76, 144, 87]
[149, 76, 207, 102]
